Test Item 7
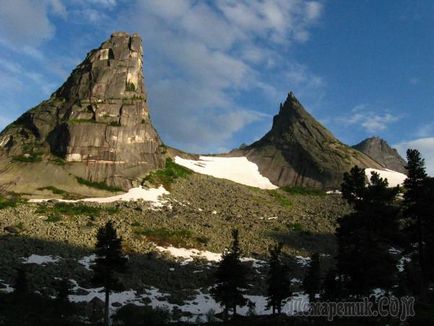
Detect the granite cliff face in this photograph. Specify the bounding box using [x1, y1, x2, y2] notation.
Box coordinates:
[233, 92, 383, 189]
[0, 32, 164, 193]
[352, 137, 407, 174]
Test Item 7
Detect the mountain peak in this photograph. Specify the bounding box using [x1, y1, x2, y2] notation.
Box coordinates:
[353, 137, 407, 174]
[239, 93, 382, 189]
[0, 33, 164, 194]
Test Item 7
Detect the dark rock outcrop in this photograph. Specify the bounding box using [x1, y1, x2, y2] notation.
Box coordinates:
[0, 32, 164, 192]
[352, 137, 406, 174]
[232, 92, 383, 189]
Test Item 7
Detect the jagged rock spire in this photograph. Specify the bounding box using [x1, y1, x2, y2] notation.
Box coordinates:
[237, 92, 383, 189]
[0, 32, 164, 192]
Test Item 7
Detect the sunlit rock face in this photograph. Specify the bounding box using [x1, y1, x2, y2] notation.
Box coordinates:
[0, 32, 164, 190]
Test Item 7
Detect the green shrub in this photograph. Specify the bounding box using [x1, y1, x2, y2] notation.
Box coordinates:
[0, 195, 22, 209]
[12, 155, 42, 163]
[134, 227, 193, 247]
[76, 177, 123, 192]
[144, 158, 192, 189]
[37, 186, 67, 196]
[288, 223, 303, 232]
[125, 82, 136, 92]
[69, 119, 96, 125]
[36, 203, 102, 217]
[45, 214, 62, 223]
[269, 190, 292, 207]
[281, 186, 325, 196]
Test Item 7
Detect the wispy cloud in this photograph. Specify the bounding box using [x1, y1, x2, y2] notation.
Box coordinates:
[118, 0, 324, 152]
[0, 0, 66, 48]
[337, 104, 401, 133]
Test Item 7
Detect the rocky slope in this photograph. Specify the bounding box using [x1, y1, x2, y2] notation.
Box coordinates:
[0, 32, 164, 194]
[232, 92, 383, 189]
[353, 137, 407, 174]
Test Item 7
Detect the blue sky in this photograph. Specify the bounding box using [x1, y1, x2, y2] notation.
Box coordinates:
[0, 0, 434, 173]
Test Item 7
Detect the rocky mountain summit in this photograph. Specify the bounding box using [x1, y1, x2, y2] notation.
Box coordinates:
[352, 137, 407, 174]
[0, 32, 164, 194]
[233, 92, 383, 189]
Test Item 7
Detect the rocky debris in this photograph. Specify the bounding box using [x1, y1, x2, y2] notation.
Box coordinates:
[352, 137, 407, 174]
[0, 32, 164, 192]
[232, 92, 383, 189]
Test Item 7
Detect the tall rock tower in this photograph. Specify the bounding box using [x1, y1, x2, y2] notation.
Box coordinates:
[0, 32, 165, 194]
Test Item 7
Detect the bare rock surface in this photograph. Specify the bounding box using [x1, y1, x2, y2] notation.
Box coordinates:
[352, 137, 407, 174]
[232, 92, 383, 189]
[0, 32, 164, 192]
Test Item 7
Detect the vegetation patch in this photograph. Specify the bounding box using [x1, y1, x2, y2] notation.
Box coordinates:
[76, 177, 123, 192]
[109, 121, 121, 127]
[45, 214, 62, 223]
[12, 154, 42, 163]
[288, 223, 303, 232]
[36, 203, 101, 217]
[133, 227, 193, 247]
[269, 190, 292, 207]
[281, 186, 325, 196]
[125, 82, 136, 92]
[0, 195, 23, 209]
[144, 158, 192, 189]
[69, 118, 97, 125]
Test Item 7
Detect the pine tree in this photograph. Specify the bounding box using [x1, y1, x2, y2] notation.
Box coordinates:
[13, 268, 28, 296]
[303, 253, 321, 302]
[266, 243, 292, 315]
[403, 149, 434, 298]
[337, 168, 399, 297]
[92, 221, 127, 326]
[211, 229, 249, 319]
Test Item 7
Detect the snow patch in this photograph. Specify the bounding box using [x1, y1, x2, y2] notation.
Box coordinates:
[365, 168, 407, 187]
[22, 254, 60, 265]
[295, 256, 311, 267]
[155, 245, 266, 268]
[174, 156, 278, 190]
[29, 186, 169, 206]
[78, 254, 96, 271]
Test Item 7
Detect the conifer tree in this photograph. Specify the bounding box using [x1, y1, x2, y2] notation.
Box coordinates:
[92, 221, 127, 326]
[211, 229, 249, 319]
[337, 168, 399, 297]
[266, 243, 291, 314]
[403, 149, 434, 298]
[303, 253, 321, 302]
[13, 268, 28, 296]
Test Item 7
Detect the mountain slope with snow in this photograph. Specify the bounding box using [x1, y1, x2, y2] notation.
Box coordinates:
[174, 156, 278, 190]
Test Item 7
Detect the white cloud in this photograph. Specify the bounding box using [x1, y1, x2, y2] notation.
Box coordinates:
[413, 121, 434, 138]
[119, 0, 324, 152]
[0, 0, 65, 47]
[338, 105, 401, 133]
[395, 138, 434, 176]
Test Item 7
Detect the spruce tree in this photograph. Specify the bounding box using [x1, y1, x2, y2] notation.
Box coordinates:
[211, 229, 249, 319]
[337, 168, 399, 297]
[266, 243, 291, 315]
[303, 253, 321, 302]
[92, 221, 127, 326]
[13, 268, 28, 296]
[403, 149, 434, 298]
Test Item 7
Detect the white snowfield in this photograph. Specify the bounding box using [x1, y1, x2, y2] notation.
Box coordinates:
[365, 168, 407, 187]
[174, 156, 278, 190]
[29, 186, 169, 206]
[155, 245, 266, 268]
[22, 254, 60, 265]
[69, 283, 309, 322]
